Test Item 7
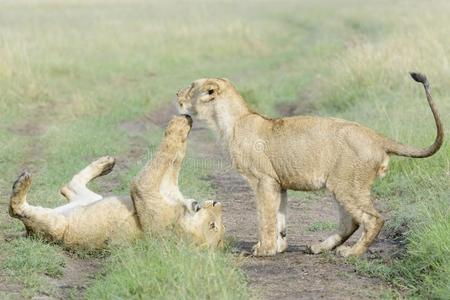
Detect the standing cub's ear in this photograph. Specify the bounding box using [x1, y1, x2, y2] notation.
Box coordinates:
[201, 80, 220, 102]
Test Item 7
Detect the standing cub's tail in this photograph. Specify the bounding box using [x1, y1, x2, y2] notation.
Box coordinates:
[384, 72, 444, 158]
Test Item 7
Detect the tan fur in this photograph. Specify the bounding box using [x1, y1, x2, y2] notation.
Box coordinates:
[9, 116, 224, 249]
[177, 73, 443, 257]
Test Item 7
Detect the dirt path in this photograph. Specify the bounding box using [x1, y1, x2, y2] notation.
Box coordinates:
[146, 104, 397, 299]
[43, 255, 101, 300]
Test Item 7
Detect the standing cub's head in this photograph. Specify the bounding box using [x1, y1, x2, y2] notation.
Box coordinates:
[176, 78, 235, 122]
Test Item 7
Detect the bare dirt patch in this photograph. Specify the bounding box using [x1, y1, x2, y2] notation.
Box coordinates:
[47, 255, 101, 299]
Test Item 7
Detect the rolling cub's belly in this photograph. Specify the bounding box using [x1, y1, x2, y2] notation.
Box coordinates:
[63, 196, 141, 248]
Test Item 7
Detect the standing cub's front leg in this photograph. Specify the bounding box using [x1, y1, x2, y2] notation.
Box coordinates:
[251, 178, 281, 257]
[277, 190, 288, 253]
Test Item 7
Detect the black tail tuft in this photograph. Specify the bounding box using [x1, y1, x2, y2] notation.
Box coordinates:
[410, 72, 428, 85]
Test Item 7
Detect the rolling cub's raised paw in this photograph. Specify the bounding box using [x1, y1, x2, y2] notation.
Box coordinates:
[94, 156, 116, 177]
[9, 172, 32, 217]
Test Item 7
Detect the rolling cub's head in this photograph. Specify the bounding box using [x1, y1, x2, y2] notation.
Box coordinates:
[181, 200, 225, 248]
[176, 78, 236, 123]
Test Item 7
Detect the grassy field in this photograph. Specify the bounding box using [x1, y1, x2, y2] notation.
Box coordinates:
[0, 0, 449, 299]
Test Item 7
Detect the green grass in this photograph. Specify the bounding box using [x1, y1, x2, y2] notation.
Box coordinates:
[85, 237, 249, 300]
[307, 221, 336, 232]
[1, 237, 66, 297]
[351, 198, 450, 299]
[0, 0, 449, 298]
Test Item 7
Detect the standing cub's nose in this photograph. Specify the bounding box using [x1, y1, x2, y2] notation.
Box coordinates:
[181, 114, 193, 127]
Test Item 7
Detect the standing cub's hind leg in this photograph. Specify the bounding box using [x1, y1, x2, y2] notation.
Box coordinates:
[60, 156, 115, 202]
[324, 157, 384, 257]
[310, 201, 358, 254]
[332, 191, 384, 257]
[335, 209, 384, 257]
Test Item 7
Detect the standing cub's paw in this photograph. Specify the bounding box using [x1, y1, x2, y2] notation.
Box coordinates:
[9, 172, 32, 217]
[336, 245, 355, 257]
[310, 243, 326, 254]
[277, 233, 288, 253]
[252, 241, 277, 257]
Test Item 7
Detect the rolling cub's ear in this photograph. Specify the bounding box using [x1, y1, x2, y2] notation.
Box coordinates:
[201, 80, 220, 102]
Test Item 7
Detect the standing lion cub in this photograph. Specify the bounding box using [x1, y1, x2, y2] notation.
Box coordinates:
[177, 73, 443, 257]
[9, 115, 224, 249]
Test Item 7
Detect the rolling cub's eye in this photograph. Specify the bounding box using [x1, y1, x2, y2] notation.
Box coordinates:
[209, 222, 216, 230]
[207, 89, 214, 95]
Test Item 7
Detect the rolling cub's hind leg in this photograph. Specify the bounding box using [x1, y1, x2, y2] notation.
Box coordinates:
[310, 200, 358, 254]
[10, 172, 68, 241]
[60, 156, 115, 202]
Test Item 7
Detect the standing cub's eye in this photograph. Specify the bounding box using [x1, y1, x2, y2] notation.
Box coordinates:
[209, 222, 216, 230]
[207, 89, 214, 95]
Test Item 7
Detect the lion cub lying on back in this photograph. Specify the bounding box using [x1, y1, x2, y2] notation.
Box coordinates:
[9, 115, 224, 249]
